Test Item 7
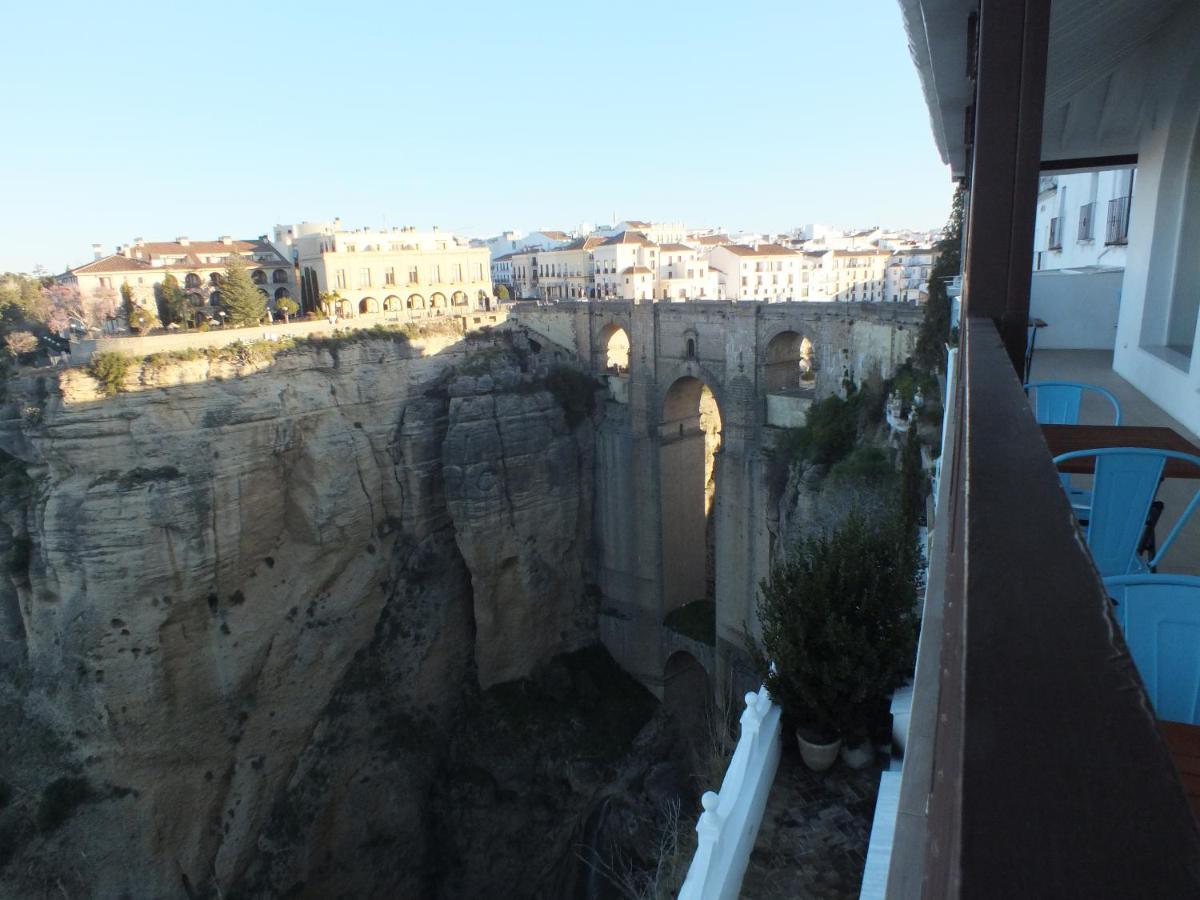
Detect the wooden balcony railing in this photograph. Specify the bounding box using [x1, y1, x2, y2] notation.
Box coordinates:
[889, 317, 1200, 898]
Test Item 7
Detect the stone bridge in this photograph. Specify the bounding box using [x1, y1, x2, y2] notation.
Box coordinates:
[510, 300, 923, 703]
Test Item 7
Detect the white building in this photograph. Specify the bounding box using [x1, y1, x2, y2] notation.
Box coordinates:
[884, 245, 936, 303]
[708, 244, 803, 301]
[593, 232, 660, 300]
[491, 253, 514, 292]
[1033, 168, 1134, 272]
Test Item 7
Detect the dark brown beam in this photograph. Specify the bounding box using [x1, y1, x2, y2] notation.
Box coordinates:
[1041, 153, 1138, 173]
[961, 0, 1050, 374]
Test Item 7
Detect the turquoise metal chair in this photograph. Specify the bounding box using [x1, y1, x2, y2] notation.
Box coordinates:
[1025, 380, 1122, 426]
[1027, 381, 1122, 519]
[1053, 448, 1200, 577]
[1104, 574, 1200, 724]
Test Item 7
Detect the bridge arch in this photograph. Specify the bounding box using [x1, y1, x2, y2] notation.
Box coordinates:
[598, 322, 630, 372]
[763, 329, 815, 392]
[659, 375, 723, 615]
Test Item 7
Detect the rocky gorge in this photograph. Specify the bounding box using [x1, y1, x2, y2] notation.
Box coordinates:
[0, 325, 693, 898]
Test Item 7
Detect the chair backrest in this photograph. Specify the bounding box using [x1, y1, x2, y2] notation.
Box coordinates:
[1025, 381, 1122, 425]
[1052, 448, 1200, 576]
[1104, 574, 1200, 724]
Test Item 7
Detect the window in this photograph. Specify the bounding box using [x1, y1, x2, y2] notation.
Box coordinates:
[453, 263, 463, 282]
[473, 263, 483, 280]
[385, 268, 396, 285]
[359, 268, 371, 287]
[408, 266, 420, 284]
[336, 269, 347, 289]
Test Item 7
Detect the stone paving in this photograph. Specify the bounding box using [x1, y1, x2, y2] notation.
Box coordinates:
[740, 739, 884, 899]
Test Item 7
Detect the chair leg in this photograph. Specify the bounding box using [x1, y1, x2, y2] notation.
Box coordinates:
[1138, 501, 1165, 570]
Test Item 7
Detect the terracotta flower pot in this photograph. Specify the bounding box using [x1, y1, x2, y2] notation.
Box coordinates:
[796, 729, 842, 771]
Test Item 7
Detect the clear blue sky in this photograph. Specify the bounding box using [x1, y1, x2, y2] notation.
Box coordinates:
[0, 0, 951, 273]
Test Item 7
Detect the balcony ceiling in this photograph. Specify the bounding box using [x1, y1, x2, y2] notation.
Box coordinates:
[899, 0, 1192, 176]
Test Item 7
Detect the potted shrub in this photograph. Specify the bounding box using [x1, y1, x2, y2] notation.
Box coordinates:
[752, 510, 919, 771]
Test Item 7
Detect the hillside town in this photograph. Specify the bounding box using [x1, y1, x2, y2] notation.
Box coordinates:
[40, 219, 940, 345]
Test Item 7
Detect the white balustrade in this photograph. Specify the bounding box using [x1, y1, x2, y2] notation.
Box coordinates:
[678, 685, 782, 900]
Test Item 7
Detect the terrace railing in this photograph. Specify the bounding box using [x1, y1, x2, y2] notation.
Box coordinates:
[886, 317, 1200, 898]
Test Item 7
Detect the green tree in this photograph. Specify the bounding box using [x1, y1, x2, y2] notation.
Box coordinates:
[219, 254, 267, 326]
[496, 284, 510, 302]
[157, 274, 191, 327]
[752, 512, 919, 741]
[122, 282, 160, 334]
[915, 185, 965, 372]
[319, 291, 344, 317]
[275, 296, 298, 323]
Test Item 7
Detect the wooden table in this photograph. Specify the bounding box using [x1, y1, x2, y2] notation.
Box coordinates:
[1160, 721, 1200, 823]
[1042, 424, 1200, 479]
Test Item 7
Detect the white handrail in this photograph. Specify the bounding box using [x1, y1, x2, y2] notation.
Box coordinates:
[678, 685, 782, 900]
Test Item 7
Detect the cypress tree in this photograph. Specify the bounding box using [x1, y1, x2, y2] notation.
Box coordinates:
[219, 253, 266, 326]
[157, 274, 191, 326]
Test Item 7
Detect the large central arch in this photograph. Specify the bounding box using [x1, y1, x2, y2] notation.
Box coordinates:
[659, 376, 723, 615]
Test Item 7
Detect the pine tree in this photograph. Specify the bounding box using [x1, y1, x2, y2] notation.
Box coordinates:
[219, 253, 266, 326]
[157, 274, 191, 327]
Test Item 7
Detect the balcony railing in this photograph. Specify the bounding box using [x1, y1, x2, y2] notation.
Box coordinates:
[1106, 195, 1132, 245]
[888, 317, 1200, 897]
[1048, 216, 1062, 250]
[1078, 201, 1095, 241]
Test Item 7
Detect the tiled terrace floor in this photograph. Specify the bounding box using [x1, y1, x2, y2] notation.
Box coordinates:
[1030, 349, 1200, 577]
[740, 743, 882, 899]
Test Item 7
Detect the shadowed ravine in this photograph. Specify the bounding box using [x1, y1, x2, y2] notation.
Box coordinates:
[0, 329, 694, 899]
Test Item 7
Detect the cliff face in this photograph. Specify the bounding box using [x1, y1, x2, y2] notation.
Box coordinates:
[0, 329, 601, 897]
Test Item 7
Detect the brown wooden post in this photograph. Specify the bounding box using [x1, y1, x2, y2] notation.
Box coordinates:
[961, 0, 1051, 375]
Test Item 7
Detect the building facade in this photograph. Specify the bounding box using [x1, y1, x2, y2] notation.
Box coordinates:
[708, 244, 804, 301]
[280, 222, 493, 317]
[61, 236, 295, 318]
[1033, 168, 1134, 272]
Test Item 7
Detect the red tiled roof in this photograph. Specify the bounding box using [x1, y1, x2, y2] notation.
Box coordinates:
[717, 243, 799, 257]
[602, 231, 656, 247]
[658, 243, 694, 252]
[69, 255, 154, 274]
[622, 266, 652, 275]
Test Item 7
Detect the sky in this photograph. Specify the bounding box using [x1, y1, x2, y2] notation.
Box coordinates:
[0, 0, 952, 273]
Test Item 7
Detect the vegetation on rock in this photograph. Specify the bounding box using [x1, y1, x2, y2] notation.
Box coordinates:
[915, 184, 965, 371]
[36, 777, 94, 833]
[543, 365, 598, 428]
[88, 351, 132, 396]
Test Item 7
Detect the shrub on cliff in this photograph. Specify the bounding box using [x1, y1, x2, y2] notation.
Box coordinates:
[36, 776, 94, 833]
[544, 365, 598, 428]
[89, 351, 131, 396]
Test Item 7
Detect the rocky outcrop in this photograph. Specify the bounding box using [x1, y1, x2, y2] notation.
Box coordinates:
[0, 328, 605, 898]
